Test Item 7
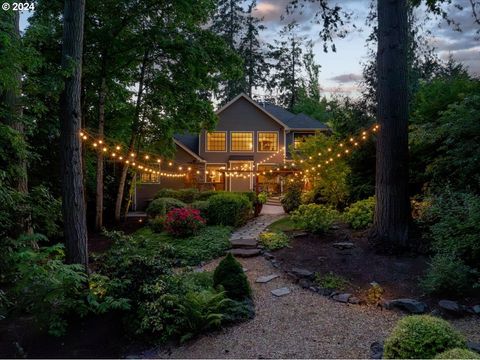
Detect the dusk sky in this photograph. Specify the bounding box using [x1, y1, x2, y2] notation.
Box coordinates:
[20, 0, 479, 98]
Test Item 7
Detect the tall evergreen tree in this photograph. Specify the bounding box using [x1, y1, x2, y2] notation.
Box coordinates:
[268, 22, 305, 110]
[238, 0, 270, 98]
[211, 0, 246, 102]
[59, 0, 88, 266]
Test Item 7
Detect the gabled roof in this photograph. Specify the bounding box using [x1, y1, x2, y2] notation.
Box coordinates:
[173, 134, 205, 162]
[258, 102, 329, 131]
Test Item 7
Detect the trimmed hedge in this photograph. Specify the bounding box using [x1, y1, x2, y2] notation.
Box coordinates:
[146, 197, 186, 217]
[383, 315, 466, 359]
[207, 193, 252, 227]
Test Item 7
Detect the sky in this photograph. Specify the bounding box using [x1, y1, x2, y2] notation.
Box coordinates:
[253, 0, 480, 98]
[19, 0, 479, 98]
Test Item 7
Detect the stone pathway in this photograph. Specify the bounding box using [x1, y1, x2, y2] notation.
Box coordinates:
[230, 213, 285, 242]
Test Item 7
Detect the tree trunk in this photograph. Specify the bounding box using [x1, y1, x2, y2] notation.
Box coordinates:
[371, 0, 410, 252]
[95, 75, 107, 230]
[59, 0, 88, 266]
[114, 51, 148, 222]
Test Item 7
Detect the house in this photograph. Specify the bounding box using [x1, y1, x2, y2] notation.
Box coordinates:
[133, 93, 329, 210]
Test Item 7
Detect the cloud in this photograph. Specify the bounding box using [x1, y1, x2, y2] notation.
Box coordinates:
[329, 73, 363, 83]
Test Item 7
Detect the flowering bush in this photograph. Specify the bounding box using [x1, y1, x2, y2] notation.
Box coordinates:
[164, 208, 206, 237]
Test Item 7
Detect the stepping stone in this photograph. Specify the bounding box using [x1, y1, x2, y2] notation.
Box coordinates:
[228, 248, 261, 258]
[291, 267, 314, 278]
[271, 287, 291, 297]
[230, 238, 258, 248]
[333, 242, 354, 250]
[332, 293, 352, 303]
[255, 274, 279, 283]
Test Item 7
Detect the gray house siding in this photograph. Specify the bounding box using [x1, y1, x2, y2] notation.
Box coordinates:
[199, 96, 286, 165]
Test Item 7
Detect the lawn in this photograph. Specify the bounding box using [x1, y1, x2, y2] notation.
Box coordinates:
[266, 216, 299, 232]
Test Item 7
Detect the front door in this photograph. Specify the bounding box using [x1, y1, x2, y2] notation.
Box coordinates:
[229, 161, 253, 192]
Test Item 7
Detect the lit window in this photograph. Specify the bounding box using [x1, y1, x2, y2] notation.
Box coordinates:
[293, 133, 314, 149]
[206, 132, 226, 151]
[231, 132, 253, 151]
[258, 132, 278, 152]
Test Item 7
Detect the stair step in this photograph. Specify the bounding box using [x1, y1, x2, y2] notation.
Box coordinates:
[231, 238, 258, 249]
[227, 248, 261, 258]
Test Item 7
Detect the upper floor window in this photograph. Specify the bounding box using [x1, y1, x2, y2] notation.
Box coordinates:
[293, 133, 314, 149]
[258, 132, 278, 152]
[231, 132, 253, 152]
[206, 131, 226, 151]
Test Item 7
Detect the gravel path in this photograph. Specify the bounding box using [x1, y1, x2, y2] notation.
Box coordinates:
[150, 256, 480, 359]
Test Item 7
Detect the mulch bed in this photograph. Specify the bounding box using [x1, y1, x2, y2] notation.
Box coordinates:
[273, 224, 431, 303]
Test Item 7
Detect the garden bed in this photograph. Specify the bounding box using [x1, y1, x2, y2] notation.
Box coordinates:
[272, 223, 478, 307]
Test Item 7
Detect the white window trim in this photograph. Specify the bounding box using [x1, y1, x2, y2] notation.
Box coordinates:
[205, 131, 227, 152]
[229, 131, 254, 152]
[257, 130, 279, 153]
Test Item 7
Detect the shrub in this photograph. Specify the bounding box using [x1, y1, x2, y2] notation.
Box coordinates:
[149, 216, 165, 233]
[290, 204, 339, 234]
[173, 188, 199, 203]
[190, 200, 210, 219]
[435, 348, 480, 359]
[257, 191, 268, 204]
[314, 272, 349, 291]
[207, 193, 252, 227]
[196, 190, 218, 201]
[259, 231, 289, 250]
[154, 188, 178, 200]
[366, 282, 384, 306]
[146, 197, 186, 218]
[281, 180, 302, 213]
[421, 254, 477, 296]
[383, 315, 466, 359]
[164, 208, 205, 237]
[343, 196, 375, 230]
[213, 253, 251, 300]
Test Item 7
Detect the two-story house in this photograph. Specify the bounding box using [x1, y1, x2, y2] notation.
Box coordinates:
[133, 93, 328, 210]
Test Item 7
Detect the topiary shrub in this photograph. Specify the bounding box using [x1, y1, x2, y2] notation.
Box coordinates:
[281, 180, 303, 213]
[290, 204, 339, 234]
[213, 253, 251, 300]
[164, 208, 205, 237]
[190, 200, 210, 219]
[259, 231, 289, 250]
[383, 315, 466, 359]
[435, 348, 480, 359]
[343, 196, 375, 230]
[207, 193, 252, 227]
[146, 197, 186, 218]
[146, 198, 166, 218]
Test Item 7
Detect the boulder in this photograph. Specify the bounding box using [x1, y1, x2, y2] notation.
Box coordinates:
[385, 298, 428, 314]
[291, 267, 314, 279]
[438, 300, 464, 315]
[472, 305, 480, 315]
[370, 341, 384, 359]
[333, 293, 352, 303]
[333, 242, 354, 250]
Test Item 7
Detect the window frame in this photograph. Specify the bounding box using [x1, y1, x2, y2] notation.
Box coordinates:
[230, 131, 254, 152]
[257, 131, 279, 152]
[205, 131, 227, 152]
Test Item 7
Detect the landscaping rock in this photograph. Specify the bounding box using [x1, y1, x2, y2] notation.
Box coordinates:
[438, 300, 464, 315]
[348, 296, 360, 304]
[271, 287, 291, 297]
[370, 341, 384, 359]
[318, 288, 333, 296]
[468, 342, 480, 354]
[255, 274, 279, 283]
[385, 298, 428, 314]
[263, 252, 275, 260]
[472, 305, 480, 315]
[333, 293, 352, 303]
[242, 267, 248, 272]
[230, 238, 258, 248]
[291, 267, 314, 279]
[292, 231, 307, 237]
[298, 278, 312, 289]
[332, 242, 354, 250]
[228, 248, 261, 258]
